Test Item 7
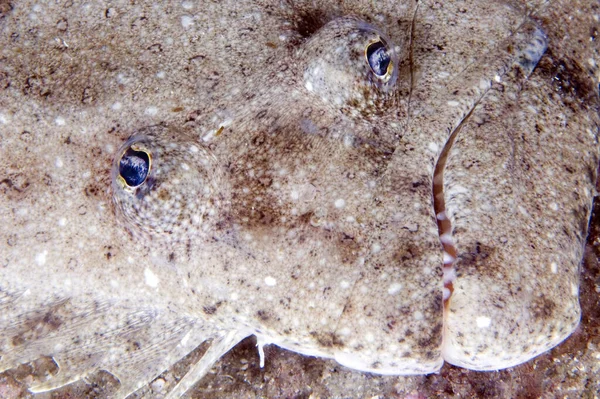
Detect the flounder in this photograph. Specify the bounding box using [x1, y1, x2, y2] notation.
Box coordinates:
[0, 0, 599, 397]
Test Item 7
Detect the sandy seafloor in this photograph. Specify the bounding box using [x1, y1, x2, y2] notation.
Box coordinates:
[0, 0, 599, 397]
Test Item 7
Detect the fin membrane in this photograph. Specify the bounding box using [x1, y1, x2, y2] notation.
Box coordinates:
[0, 291, 226, 398]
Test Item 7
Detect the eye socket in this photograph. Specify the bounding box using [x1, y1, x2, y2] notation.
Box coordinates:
[300, 18, 399, 120]
[112, 128, 225, 243]
[365, 40, 392, 79]
[119, 147, 150, 188]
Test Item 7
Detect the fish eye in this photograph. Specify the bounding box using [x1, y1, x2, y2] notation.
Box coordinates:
[300, 17, 398, 120]
[119, 146, 151, 188]
[365, 39, 392, 80]
[111, 127, 224, 242]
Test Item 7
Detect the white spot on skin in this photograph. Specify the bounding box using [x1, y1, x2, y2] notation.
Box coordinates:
[476, 316, 492, 328]
[151, 378, 166, 393]
[387, 283, 402, 295]
[428, 142, 439, 152]
[447, 185, 468, 195]
[518, 206, 530, 217]
[35, 251, 47, 266]
[413, 311, 424, 320]
[144, 268, 160, 288]
[181, 15, 194, 28]
[55, 117, 66, 126]
[264, 276, 277, 286]
[55, 157, 63, 168]
[571, 283, 578, 296]
[339, 327, 351, 336]
[58, 218, 67, 227]
[343, 134, 355, 148]
[340, 280, 350, 289]
[112, 102, 122, 110]
[334, 198, 346, 208]
[371, 242, 382, 253]
[447, 100, 460, 107]
[145, 106, 158, 116]
[365, 333, 375, 342]
[551, 262, 558, 274]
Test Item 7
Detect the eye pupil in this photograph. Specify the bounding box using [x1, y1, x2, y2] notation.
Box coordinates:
[119, 148, 150, 187]
[366, 41, 391, 77]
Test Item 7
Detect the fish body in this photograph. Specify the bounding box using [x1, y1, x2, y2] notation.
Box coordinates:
[0, 0, 598, 397]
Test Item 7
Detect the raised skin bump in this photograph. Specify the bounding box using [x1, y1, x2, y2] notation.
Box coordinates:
[111, 127, 224, 243]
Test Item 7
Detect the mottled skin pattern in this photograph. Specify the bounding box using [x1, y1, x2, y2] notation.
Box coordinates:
[0, 0, 599, 398]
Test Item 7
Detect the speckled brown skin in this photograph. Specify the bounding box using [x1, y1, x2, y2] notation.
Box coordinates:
[0, 0, 598, 398]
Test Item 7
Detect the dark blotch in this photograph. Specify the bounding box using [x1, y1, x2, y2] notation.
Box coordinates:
[310, 331, 345, 348]
[292, 9, 326, 40]
[537, 52, 598, 111]
[456, 242, 496, 275]
[203, 305, 217, 315]
[257, 310, 270, 321]
[0, 1, 14, 20]
[531, 295, 557, 321]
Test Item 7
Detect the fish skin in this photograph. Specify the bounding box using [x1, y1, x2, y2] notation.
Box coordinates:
[0, 0, 598, 398]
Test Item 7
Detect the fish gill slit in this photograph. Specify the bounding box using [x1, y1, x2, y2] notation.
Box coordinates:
[432, 106, 477, 310]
